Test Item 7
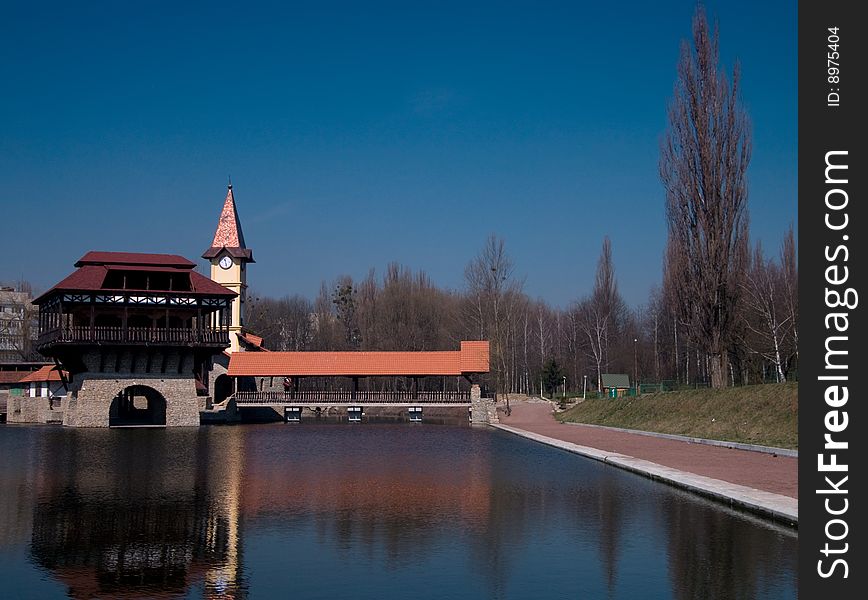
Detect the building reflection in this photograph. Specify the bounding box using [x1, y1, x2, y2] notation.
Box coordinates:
[26, 424, 497, 599]
[22, 428, 241, 599]
[202, 427, 245, 598]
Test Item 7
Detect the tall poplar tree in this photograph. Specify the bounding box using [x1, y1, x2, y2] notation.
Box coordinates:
[660, 7, 751, 388]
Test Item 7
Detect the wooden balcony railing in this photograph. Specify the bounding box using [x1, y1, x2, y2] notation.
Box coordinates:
[233, 390, 471, 404]
[37, 325, 230, 347]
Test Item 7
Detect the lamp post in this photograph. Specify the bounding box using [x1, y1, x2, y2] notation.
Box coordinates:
[633, 338, 638, 392]
[583, 374, 587, 400]
[562, 375, 567, 398]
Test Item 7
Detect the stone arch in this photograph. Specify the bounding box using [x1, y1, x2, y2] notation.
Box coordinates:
[213, 374, 233, 405]
[109, 385, 167, 426]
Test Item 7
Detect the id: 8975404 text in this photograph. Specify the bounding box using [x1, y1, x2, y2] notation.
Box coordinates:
[827, 27, 841, 107]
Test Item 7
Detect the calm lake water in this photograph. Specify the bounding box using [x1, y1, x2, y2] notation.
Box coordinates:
[0, 423, 797, 599]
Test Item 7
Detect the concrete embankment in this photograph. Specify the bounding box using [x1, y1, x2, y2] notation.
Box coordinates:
[494, 401, 797, 526]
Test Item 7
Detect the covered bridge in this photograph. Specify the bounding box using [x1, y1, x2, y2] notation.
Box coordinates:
[227, 341, 489, 405]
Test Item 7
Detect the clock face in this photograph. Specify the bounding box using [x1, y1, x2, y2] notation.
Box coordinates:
[219, 256, 233, 270]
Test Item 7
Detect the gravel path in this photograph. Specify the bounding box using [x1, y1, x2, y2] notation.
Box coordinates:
[498, 401, 798, 499]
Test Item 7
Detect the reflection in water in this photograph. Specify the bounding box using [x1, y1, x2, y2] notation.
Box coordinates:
[26, 428, 243, 599]
[31, 495, 228, 597]
[664, 499, 798, 600]
[0, 424, 797, 599]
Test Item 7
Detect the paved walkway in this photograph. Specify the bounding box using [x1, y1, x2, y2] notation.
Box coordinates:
[494, 401, 798, 524]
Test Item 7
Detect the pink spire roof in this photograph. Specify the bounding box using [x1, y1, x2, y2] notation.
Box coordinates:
[202, 184, 254, 261]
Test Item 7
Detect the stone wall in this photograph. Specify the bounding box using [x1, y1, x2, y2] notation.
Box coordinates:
[470, 384, 499, 425]
[5, 396, 64, 424]
[6, 395, 42, 424]
[208, 355, 229, 399]
[64, 375, 200, 428]
[31, 347, 209, 427]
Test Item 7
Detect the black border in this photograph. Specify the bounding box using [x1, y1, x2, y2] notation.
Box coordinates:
[799, 1, 866, 595]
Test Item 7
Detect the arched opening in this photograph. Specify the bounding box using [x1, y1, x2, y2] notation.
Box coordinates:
[213, 374, 233, 405]
[109, 385, 167, 427]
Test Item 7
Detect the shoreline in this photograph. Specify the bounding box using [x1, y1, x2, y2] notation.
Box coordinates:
[491, 422, 798, 527]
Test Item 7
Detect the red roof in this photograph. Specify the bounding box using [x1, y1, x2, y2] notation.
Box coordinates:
[18, 365, 66, 383]
[0, 371, 29, 384]
[202, 185, 254, 261]
[189, 271, 238, 296]
[39, 265, 108, 297]
[34, 253, 236, 302]
[239, 332, 267, 350]
[106, 265, 190, 273]
[458, 341, 489, 372]
[228, 341, 489, 377]
[76, 251, 196, 268]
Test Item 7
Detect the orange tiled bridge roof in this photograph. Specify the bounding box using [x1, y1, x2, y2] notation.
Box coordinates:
[228, 341, 489, 377]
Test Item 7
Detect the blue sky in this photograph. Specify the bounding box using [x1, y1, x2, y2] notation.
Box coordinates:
[1, 1, 796, 307]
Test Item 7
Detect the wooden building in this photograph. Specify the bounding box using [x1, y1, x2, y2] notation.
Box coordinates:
[32, 252, 236, 426]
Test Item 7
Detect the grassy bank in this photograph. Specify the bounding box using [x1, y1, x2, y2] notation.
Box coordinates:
[556, 383, 798, 449]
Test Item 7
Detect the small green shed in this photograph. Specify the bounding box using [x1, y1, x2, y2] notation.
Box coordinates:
[601, 373, 631, 398]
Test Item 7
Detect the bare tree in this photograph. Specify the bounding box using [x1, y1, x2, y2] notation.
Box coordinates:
[311, 281, 341, 350]
[660, 7, 751, 388]
[463, 235, 524, 394]
[577, 237, 624, 391]
[740, 242, 791, 382]
[643, 287, 667, 382]
[246, 292, 313, 351]
[779, 225, 798, 377]
[374, 263, 457, 352]
[332, 276, 361, 349]
[536, 301, 552, 369]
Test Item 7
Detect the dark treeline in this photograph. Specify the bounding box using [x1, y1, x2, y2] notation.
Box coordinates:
[246, 226, 797, 396]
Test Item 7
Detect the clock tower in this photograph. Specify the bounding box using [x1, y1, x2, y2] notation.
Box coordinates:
[203, 183, 254, 353]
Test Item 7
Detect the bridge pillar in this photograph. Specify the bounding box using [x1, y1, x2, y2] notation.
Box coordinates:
[470, 384, 499, 425]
